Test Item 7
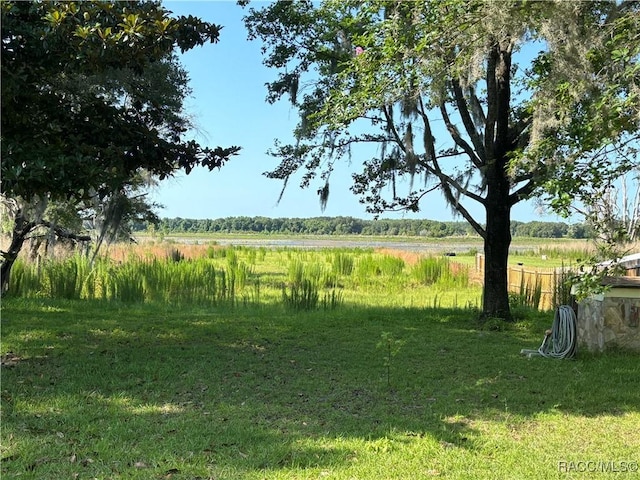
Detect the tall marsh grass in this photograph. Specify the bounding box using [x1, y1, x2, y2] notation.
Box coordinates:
[282, 258, 343, 310]
[8, 245, 476, 310]
[9, 254, 93, 300]
[412, 256, 470, 288]
[7, 254, 253, 306]
[354, 253, 405, 284]
[534, 243, 594, 261]
[552, 264, 577, 308]
[8, 258, 42, 297]
[331, 252, 354, 276]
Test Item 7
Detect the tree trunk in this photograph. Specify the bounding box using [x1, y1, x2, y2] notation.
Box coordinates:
[0, 211, 35, 296]
[482, 210, 512, 320]
[478, 38, 515, 322]
[482, 167, 513, 321]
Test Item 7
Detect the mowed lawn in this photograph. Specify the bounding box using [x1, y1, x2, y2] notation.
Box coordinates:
[2, 299, 639, 479]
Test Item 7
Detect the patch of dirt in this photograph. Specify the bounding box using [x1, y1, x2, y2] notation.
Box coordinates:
[1, 352, 21, 368]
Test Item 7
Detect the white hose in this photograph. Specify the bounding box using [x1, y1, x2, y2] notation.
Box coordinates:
[521, 305, 577, 359]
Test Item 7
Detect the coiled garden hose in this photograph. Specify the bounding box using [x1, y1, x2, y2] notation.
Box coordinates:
[520, 305, 577, 359]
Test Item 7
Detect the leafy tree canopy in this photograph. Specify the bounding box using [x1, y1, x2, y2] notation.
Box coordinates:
[0, 1, 240, 294]
[525, 1, 640, 219]
[1, 0, 240, 203]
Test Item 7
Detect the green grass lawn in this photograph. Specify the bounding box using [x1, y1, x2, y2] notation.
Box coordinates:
[2, 298, 638, 479]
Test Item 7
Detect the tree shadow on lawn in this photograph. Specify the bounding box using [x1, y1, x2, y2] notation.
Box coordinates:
[2, 299, 639, 478]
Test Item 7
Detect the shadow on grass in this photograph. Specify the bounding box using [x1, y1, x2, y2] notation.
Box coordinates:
[2, 298, 639, 478]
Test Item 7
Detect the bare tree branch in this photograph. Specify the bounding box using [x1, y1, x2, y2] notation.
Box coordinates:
[439, 102, 483, 168]
[451, 79, 486, 163]
[508, 179, 537, 206]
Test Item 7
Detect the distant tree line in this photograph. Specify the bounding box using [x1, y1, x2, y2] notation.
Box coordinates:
[133, 217, 591, 239]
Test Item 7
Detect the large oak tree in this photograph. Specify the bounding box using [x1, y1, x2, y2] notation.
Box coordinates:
[244, 0, 639, 320]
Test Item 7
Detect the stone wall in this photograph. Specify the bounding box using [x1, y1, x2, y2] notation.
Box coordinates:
[577, 291, 640, 352]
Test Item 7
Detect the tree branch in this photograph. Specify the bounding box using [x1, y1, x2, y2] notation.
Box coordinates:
[414, 96, 485, 233]
[450, 79, 486, 163]
[37, 220, 92, 243]
[427, 155, 487, 238]
[508, 179, 537, 206]
[417, 95, 437, 164]
[430, 160, 486, 205]
[439, 102, 483, 168]
[437, 178, 487, 238]
[468, 86, 487, 128]
[484, 42, 498, 159]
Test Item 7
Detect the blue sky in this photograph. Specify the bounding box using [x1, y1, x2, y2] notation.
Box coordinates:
[153, 1, 563, 223]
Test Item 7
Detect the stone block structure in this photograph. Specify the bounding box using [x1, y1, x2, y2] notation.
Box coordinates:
[577, 276, 640, 352]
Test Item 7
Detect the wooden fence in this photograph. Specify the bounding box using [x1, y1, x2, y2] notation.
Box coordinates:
[475, 254, 567, 311]
[475, 253, 640, 310]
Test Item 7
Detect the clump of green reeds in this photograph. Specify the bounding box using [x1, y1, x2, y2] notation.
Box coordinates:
[36, 254, 92, 300]
[287, 259, 306, 286]
[332, 252, 354, 276]
[378, 255, 405, 276]
[106, 262, 145, 302]
[141, 257, 253, 305]
[552, 263, 575, 308]
[282, 278, 319, 311]
[282, 259, 343, 311]
[354, 254, 405, 284]
[7, 259, 42, 298]
[206, 245, 231, 259]
[8, 254, 251, 306]
[321, 288, 343, 310]
[241, 278, 261, 307]
[535, 244, 593, 262]
[7, 254, 97, 300]
[168, 248, 185, 262]
[509, 274, 543, 310]
[412, 256, 469, 288]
